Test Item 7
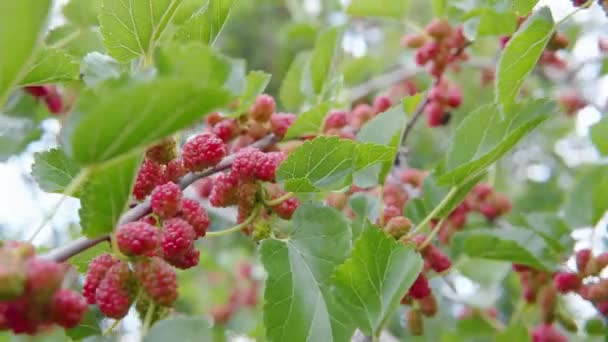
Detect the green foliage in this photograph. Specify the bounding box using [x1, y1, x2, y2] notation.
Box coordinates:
[590, 117, 608, 156]
[495, 7, 554, 115]
[332, 227, 423, 336]
[284, 102, 330, 139]
[232, 71, 272, 116]
[31, 148, 82, 194]
[260, 204, 354, 342]
[563, 166, 608, 228]
[346, 0, 409, 18]
[19, 49, 80, 86]
[175, 0, 239, 45]
[99, 0, 184, 62]
[0, 1, 52, 107]
[279, 52, 309, 111]
[308, 26, 343, 97]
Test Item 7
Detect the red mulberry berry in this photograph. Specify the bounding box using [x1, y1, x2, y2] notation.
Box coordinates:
[255, 152, 287, 182]
[209, 173, 239, 207]
[212, 119, 240, 142]
[161, 218, 196, 258]
[4, 299, 39, 334]
[151, 182, 182, 218]
[270, 113, 296, 138]
[51, 289, 87, 328]
[531, 324, 567, 342]
[576, 249, 592, 273]
[95, 261, 133, 319]
[408, 273, 431, 299]
[249, 94, 276, 123]
[373, 96, 392, 113]
[116, 222, 160, 256]
[135, 257, 178, 307]
[165, 247, 200, 270]
[146, 137, 177, 165]
[133, 159, 166, 201]
[232, 148, 263, 180]
[83, 254, 117, 304]
[24, 85, 50, 98]
[165, 158, 186, 182]
[44, 90, 63, 114]
[195, 178, 213, 198]
[427, 246, 452, 273]
[553, 272, 581, 293]
[418, 293, 438, 317]
[323, 111, 348, 131]
[272, 196, 299, 220]
[182, 133, 226, 171]
[425, 101, 444, 127]
[180, 198, 210, 237]
[384, 216, 412, 239]
[25, 258, 66, 301]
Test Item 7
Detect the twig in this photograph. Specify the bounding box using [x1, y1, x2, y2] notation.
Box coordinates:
[400, 91, 430, 147]
[43, 134, 278, 262]
[345, 68, 425, 102]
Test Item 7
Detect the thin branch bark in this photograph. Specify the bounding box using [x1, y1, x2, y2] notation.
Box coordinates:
[43, 134, 278, 262]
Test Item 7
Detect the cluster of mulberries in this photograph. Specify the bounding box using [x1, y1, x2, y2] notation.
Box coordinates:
[0, 241, 87, 334]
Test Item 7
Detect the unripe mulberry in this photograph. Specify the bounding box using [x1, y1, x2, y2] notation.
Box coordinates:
[135, 257, 178, 307]
[182, 133, 226, 171]
[133, 159, 166, 201]
[213, 119, 240, 142]
[249, 94, 276, 123]
[406, 309, 424, 336]
[146, 137, 177, 165]
[116, 222, 160, 256]
[237, 181, 259, 216]
[209, 173, 239, 207]
[384, 216, 412, 239]
[136, 297, 169, 326]
[165, 158, 186, 182]
[418, 293, 438, 317]
[150, 182, 182, 218]
[161, 218, 196, 258]
[255, 152, 287, 182]
[427, 246, 452, 273]
[553, 272, 581, 293]
[95, 261, 133, 319]
[270, 113, 296, 138]
[180, 198, 210, 237]
[408, 273, 431, 299]
[323, 111, 348, 131]
[83, 254, 117, 304]
[50, 289, 87, 328]
[165, 247, 200, 270]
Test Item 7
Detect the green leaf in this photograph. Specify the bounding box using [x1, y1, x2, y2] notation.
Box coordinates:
[31, 148, 82, 194]
[475, 9, 518, 37]
[175, 0, 238, 45]
[563, 166, 608, 228]
[590, 117, 608, 156]
[144, 317, 212, 342]
[99, 0, 184, 62]
[276, 136, 393, 192]
[0, 0, 52, 107]
[437, 100, 553, 186]
[0, 115, 42, 161]
[231, 71, 272, 116]
[495, 7, 554, 115]
[432, 0, 447, 17]
[355, 104, 406, 187]
[19, 49, 80, 86]
[456, 257, 511, 287]
[79, 153, 141, 237]
[261, 204, 354, 342]
[46, 24, 104, 58]
[279, 52, 309, 111]
[348, 194, 380, 241]
[309, 27, 343, 95]
[81, 52, 124, 87]
[512, 0, 539, 15]
[62, 78, 231, 164]
[453, 225, 562, 271]
[69, 242, 112, 273]
[346, 0, 409, 18]
[332, 227, 423, 336]
[63, 0, 102, 27]
[517, 213, 573, 254]
[496, 324, 530, 342]
[284, 102, 330, 140]
[66, 308, 102, 340]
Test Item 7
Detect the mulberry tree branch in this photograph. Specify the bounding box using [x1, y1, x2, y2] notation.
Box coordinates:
[43, 134, 279, 262]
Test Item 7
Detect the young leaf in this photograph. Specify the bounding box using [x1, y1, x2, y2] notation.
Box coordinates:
[309, 26, 343, 95]
[346, 0, 409, 18]
[144, 317, 212, 342]
[62, 78, 231, 164]
[348, 193, 380, 241]
[175, 0, 238, 45]
[280, 52, 310, 111]
[0, 0, 52, 107]
[231, 71, 272, 116]
[99, 0, 184, 62]
[563, 166, 608, 228]
[437, 99, 553, 186]
[332, 227, 423, 336]
[590, 117, 608, 156]
[512, 0, 539, 15]
[261, 204, 355, 342]
[31, 148, 82, 194]
[19, 49, 80, 85]
[284, 102, 330, 140]
[46, 24, 104, 58]
[453, 225, 562, 271]
[475, 9, 518, 37]
[63, 0, 102, 27]
[432, 0, 447, 17]
[495, 7, 554, 115]
[355, 104, 407, 187]
[79, 153, 141, 237]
